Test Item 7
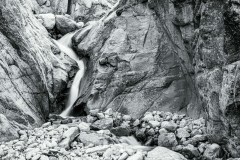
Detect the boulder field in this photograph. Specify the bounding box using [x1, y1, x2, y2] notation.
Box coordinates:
[0, 109, 234, 160]
[0, 0, 240, 158]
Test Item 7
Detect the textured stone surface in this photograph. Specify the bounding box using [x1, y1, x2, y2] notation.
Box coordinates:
[146, 146, 187, 160]
[73, 0, 199, 119]
[0, 0, 72, 141]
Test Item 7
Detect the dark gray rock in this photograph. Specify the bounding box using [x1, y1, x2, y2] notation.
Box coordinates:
[158, 133, 178, 149]
[91, 118, 113, 130]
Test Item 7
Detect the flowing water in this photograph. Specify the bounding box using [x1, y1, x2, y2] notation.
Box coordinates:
[53, 33, 85, 117]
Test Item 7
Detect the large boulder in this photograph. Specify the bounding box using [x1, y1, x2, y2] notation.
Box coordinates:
[55, 15, 80, 34]
[72, 0, 200, 119]
[0, 0, 72, 141]
[145, 146, 187, 160]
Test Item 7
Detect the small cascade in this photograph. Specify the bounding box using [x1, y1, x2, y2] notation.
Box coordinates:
[53, 33, 85, 117]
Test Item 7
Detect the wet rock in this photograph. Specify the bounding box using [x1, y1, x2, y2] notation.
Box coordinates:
[111, 126, 131, 136]
[158, 133, 178, 148]
[146, 146, 187, 160]
[61, 118, 73, 124]
[161, 121, 178, 132]
[91, 118, 113, 130]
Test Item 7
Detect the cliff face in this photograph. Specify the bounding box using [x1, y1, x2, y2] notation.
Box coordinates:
[71, 0, 240, 156]
[1, 0, 240, 156]
[193, 0, 240, 156]
[72, 0, 200, 120]
[0, 0, 72, 141]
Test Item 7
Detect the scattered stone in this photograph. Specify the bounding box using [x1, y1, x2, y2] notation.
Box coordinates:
[203, 143, 221, 160]
[148, 121, 161, 128]
[78, 122, 90, 132]
[59, 127, 79, 149]
[176, 128, 190, 139]
[146, 147, 187, 160]
[111, 126, 131, 136]
[91, 118, 113, 130]
[158, 133, 178, 148]
[161, 121, 178, 132]
[36, 13, 56, 30]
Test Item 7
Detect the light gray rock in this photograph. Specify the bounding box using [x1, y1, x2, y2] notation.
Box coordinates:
[203, 143, 221, 160]
[127, 151, 144, 160]
[59, 127, 79, 149]
[161, 121, 178, 132]
[91, 118, 113, 130]
[36, 13, 56, 30]
[78, 122, 90, 132]
[0, 0, 72, 141]
[73, 0, 198, 119]
[176, 128, 190, 139]
[77, 132, 113, 146]
[146, 146, 187, 160]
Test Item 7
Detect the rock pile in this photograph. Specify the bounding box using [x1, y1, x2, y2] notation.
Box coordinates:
[0, 109, 237, 160]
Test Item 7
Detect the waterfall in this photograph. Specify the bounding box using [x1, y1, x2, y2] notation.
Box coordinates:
[53, 33, 85, 117]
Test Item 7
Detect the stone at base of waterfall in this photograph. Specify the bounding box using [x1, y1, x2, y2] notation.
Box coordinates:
[176, 128, 190, 139]
[145, 147, 187, 160]
[58, 127, 79, 149]
[56, 15, 79, 34]
[36, 14, 56, 30]
[203, 143, 221, 160]
[90, 118, 113, 130]
[77, 132, 116, 146]
[181, 144, 200, 159]
[158, 133, 178, 148]
[127, 151, 144, 160]
[111, 126, 131, 136]
[161, 121, 178, 132]
[78, 122, 90, 132]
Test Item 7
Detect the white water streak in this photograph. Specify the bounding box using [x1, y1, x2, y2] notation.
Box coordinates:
[53, 33, 85, 117]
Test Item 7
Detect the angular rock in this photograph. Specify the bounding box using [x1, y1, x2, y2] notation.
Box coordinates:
[181, 144, 200, 159]
[36, 13, 56, 30]
[146, 146, 187, 160]
[158, 133, 178, 148]
[78, 122, 90, 132]
[77, 132, 114, 146]
[91, 118, 113, 130]
[110, 126, 131, 136]
[56, 15, 79, 34]
[59, 127, 79, 149]
[203, 143, 221, 160]
[161, 121, 178, 132]
[176, 128, 190, 139]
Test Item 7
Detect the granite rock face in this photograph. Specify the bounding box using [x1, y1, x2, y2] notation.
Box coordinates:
[72, 0, 200, 119]
[0, 0, 72, 141]
[71, 0, 240, 156]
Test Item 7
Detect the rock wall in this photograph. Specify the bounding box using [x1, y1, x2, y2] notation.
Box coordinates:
[72, 0, 201, 118]
[71, 0, 240, 156]
[0, 0, 72, 141]
[193, 0, 240, 157]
